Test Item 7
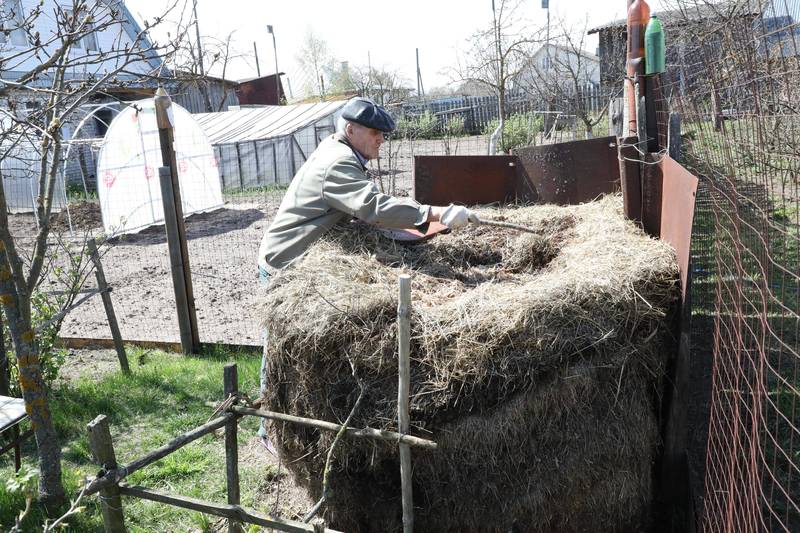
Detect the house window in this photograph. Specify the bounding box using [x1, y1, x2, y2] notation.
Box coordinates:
[541, 56, 551, 70]
[1, 0, 29, 47]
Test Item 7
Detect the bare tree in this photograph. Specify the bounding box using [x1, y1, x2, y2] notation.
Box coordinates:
[170, 28, 242, 112]
[0, 0, 180, 507]
[450, 0, 541, 146]
[296, 27, 331, 99]
[350, 64, 412, 106]
[516, 19, 613, 138]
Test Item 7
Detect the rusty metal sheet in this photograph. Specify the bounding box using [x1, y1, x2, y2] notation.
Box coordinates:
[413, 156, 525, 206]
[660, 155, 699, 300]
[514, 136, 620, 205]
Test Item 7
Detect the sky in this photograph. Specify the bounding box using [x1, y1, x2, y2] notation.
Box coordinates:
[129, 0, 669, 96]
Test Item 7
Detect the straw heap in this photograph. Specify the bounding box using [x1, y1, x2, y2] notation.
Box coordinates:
[260, 194, 678, 532]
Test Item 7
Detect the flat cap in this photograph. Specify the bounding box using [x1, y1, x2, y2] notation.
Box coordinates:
[341, 97, 396, 132]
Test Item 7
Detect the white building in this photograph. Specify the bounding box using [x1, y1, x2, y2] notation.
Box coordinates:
[515, 43, 600, 95]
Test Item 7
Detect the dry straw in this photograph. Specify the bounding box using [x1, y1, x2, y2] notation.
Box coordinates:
[260, 194, 678, 532]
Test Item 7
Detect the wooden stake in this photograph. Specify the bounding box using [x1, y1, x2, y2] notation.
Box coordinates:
[87, 239, 129, 374]
[158, 166, 195, 355]
[154, 88, 200, 353]
[0, 308, 8, 396]
[217, 405, 436, 449]
[397, 275, 413, 533]
[87, 415, 127, 533]
[223, 364, 242, 533]
[117, 485, 342, 533]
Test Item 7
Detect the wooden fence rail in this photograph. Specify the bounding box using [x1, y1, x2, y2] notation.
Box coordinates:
[83, 274, 432, 533]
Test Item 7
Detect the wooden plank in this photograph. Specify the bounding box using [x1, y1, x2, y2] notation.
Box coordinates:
[87, 239, 130, 374]
[118, 485, 343, 533]
[397, 275, 413, 533]
[87, 415, 127, 533]
[56, 337, 260, 354]
[225, 405, 437, 449]
[84, 413, 236, 496]
[223, 364, 242, 533]
[159, 166, 195, 355]
[154, 88, 200, 353]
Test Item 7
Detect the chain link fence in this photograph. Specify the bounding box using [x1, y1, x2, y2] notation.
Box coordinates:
[650, 0, 800, 530]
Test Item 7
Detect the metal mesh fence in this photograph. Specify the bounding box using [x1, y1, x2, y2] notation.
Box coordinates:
[654, 0, 800, 530]
[11, 91, 613, 347]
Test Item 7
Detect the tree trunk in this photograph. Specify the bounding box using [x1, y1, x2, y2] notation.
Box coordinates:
[0, 284, 64, 507]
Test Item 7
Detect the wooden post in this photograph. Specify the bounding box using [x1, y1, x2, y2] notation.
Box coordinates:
[87, 239, 130, 374]
[669, 112, 682, 162]
[154, 87, 200, 353]
[397, 275, 413, 533]
[235, 142, 244, 191]
[159, 166, 196, 355]
[87, 415, 127, 533]
[223, 364, 242, 533]
[0, 308, 8, 396]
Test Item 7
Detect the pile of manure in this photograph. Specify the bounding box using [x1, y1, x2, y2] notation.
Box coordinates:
[260, 194, 678, 532]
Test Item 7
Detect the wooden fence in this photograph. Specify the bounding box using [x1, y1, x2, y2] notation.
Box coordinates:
[80, 274, 435, 533]
[400, 87, 608, 134]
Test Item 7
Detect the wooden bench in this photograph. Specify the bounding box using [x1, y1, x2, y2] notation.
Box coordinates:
[1, 395, 33, 471]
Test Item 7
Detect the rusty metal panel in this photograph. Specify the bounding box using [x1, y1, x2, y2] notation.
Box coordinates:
[619, 136, 643, 223]
[659, 156, 699, 300]
[514, 136, 620, 205]
[413, 156, 523, 206]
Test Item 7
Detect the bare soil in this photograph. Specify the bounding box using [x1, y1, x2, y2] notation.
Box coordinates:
[9, 199, 277, 346]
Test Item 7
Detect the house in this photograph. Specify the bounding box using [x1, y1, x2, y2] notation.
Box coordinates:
[0, 0, 240, 206]
[514, 43, 600, 97]
[1, 0, 239, 121]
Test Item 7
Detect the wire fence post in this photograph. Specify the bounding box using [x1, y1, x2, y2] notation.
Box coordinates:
[86, 238, 129, 374]
[87, 415, 127, 533]
[154, 87, 200, 354]
[223, 363, 242, 533]
[397, 274, 413, 533]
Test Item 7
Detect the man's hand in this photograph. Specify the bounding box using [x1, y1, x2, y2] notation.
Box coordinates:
[437, 204, 472, 230]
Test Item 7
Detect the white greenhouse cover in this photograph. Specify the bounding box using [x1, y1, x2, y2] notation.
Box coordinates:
[96, 98, 223, 235]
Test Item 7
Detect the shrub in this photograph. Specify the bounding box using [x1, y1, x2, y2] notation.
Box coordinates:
[394, 111, 439, 140]
[483, 112, 544, 153]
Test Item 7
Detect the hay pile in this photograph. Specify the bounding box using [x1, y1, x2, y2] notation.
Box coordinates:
[260, 195, 678, 532]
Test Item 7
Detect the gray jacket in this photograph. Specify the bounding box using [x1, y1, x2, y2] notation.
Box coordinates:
[258, 134, 430, 272]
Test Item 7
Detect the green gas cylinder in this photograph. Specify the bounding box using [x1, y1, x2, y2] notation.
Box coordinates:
[645, 14, 665, 75]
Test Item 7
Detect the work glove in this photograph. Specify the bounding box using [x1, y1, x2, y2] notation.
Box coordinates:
[440, 204, 473, 230]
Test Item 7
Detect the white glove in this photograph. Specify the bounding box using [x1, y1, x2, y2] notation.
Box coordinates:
[440, 204, 472, 230]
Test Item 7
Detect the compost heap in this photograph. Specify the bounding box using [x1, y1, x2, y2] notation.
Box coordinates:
[260, 194, 679, 532]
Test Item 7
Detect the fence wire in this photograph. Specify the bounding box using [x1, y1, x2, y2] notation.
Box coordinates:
[651, 0, 800, 530]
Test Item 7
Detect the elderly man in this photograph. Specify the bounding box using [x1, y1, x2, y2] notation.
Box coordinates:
[258, 96, 470, 278]
[256, 97, 470, 446]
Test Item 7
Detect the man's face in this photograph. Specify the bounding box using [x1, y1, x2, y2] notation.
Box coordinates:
[346, 122, 385, 160]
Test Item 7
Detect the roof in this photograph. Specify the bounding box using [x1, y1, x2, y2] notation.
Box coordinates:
[533, 43, 599, 62]
[587, 1, 763, 34]
[194, 100, 348, 144]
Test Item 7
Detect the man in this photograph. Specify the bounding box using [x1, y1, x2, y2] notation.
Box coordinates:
[258, 96, 470, 278]
[256, 96, 471, 445]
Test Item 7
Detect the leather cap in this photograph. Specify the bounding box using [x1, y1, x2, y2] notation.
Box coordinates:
[340, 97, 396, 132]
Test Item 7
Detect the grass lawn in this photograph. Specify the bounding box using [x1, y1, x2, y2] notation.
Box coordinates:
[0, 347, 299, 532]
